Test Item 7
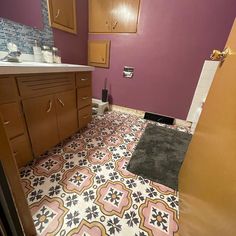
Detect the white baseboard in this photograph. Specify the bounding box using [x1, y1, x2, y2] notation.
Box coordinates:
[110, 104, 192, 128]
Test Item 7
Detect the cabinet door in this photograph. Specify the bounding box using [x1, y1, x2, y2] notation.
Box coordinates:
[55, 90, 78, 141]
[0, 103, 24, 139]
[11, 135, 32, 168]
[78, 105, 92, 129]
[112, 0, 140, 33]
[22, 95, 59, 156]
[89, 0, 112, 33]
[48, 0, 77, 34]
[88, 40, 110, 68]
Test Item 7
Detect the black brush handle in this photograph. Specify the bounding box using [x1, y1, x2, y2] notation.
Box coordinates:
[102, 89, 108, 102]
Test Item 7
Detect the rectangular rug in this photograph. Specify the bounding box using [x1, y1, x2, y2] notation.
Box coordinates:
[127, 124, 192, 190]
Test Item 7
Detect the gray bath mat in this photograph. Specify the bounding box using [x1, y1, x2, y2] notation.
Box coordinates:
[127, 124, 192, 190]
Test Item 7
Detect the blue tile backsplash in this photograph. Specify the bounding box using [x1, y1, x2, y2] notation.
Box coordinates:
[0, 0, 54, 54]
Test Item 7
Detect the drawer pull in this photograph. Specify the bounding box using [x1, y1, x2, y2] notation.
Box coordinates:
[82, 97, 90, 100]
[83, 115, 90, 119]
[3, 120, 10, 125]
[57, 98, 65, 107]
[81, 78, 88, 81]
[46, 100, 53, 113]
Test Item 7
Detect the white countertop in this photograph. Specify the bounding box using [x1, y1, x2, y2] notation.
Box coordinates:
[0, 61, 94, 75]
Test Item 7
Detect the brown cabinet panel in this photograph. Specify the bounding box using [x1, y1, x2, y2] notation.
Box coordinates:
[0, 77, 18, 104]
[89, 0, 112, 33]
[89, 0, 140, 33]
[17, 73, 75, 98]
[22, 95, 60, 156]
[78, 106, 92, 129]
[88, 40, 110, 68]
[55, 90, 78, 140]
[11, 135, 33, 168]
[48, 0, 77, 34]
[77, 87, 92, 109]
[0, 103, 24, 139]
[76, 72, 92, 88]
[111, 0, 140, 33]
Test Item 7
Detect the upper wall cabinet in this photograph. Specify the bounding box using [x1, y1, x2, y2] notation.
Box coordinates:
[47, 0, 77, 34]
[89, 0, 140, 33]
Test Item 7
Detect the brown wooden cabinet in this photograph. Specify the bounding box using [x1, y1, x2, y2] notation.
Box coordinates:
[89, 0, 140, 33]
[88, 40, 111, 68]
[0, 71, 92, 164]
[47, 0, 77, 34]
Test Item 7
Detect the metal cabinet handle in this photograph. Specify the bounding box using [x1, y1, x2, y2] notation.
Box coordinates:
[82, 97, 89, 100]
[55, 9, 61, 18]
[81, 78, 88, 81]
[46, 100, 52, 113]
[3, 120, 10, 125]
[112, 21, 118, 30]
[57, 98, 65, 107]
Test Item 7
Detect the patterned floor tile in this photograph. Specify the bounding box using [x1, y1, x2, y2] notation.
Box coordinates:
[20, 111, 190, 236]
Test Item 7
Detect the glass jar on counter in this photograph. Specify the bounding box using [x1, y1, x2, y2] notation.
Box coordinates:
[42, 46, 53, 63]
[52, 47, 61, 64]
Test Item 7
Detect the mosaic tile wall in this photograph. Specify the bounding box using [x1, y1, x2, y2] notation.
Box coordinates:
[0, 0, 54, 54]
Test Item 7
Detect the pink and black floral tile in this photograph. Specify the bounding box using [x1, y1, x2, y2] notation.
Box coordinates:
[20, 112, 189, 236]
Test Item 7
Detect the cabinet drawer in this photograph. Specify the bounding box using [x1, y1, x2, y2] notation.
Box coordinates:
[11, 135, 33, 168]
[77, 87, 92, 109]
[76, 72, 92, 88]
[17, 73, 75, 98]
[0, 77, 18, 104]
[78, 106, 92, 129]
[0, 103, 24, 139]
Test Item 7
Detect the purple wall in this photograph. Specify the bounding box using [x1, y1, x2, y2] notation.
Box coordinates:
[53, 0, 88, 64]
[89, 0, 236, 119]
[0, 0, 43, 29]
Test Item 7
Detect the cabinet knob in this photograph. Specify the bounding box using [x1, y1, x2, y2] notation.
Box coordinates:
[46, 100, 53, 113]
[81, 78, 88, 81]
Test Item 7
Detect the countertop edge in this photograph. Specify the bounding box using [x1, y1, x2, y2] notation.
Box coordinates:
[0, 65, 95, 75]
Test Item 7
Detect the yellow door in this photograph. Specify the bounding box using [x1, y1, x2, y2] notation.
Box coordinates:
[179, 19, 236, 236]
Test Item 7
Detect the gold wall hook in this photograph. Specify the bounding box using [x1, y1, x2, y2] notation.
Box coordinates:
[210, 47, 234, 61]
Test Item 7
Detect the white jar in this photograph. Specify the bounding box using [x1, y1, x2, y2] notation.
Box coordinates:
[52, 47, 61, 64]
[42, 46, 53, 63]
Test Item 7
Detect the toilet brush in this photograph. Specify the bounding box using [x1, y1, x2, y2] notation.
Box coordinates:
[102, 78, 108, 102]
